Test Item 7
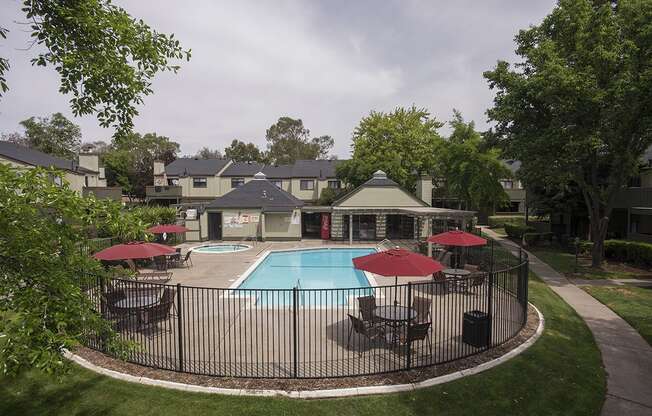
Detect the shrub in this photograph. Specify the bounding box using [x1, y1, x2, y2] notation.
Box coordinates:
[523, 232, 554, 246]
[504, 223, 536, 239]
[488, 215, 525, 229]
[604, 240, 652, 267]
[131, 206, 176, 225]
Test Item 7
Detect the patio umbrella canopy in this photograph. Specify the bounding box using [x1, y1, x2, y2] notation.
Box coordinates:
[147, 224, 190, 234]
[427, 230, 487, 247]
[354, 248, 444, 305]
[93, 241, 176, 261]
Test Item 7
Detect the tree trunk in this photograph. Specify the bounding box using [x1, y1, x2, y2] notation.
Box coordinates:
[589, 209, 610, 268]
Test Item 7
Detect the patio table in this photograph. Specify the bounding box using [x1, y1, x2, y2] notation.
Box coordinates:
[115, 295, 160, 326]
[375, 305, 417, 344]
[443, 268, 471, 291]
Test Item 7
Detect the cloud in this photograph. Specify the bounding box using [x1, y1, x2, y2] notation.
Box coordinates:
[0, 0, 555, 157]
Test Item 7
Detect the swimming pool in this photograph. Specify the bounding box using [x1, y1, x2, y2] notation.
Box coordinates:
[192, 244, 250, 254]
[237, 248, 376, 305]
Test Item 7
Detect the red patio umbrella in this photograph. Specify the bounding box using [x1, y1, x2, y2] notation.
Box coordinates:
[353, 248, 444, 304]
[427, 230, 487, 268]
[427, 230, 487, 246]
[93, 241, 176, 261]
[147, 224, 190, 234]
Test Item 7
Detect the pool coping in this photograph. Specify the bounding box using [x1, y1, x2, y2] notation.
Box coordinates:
[64, 303, 544, 399]
[189, 243, 253, 254]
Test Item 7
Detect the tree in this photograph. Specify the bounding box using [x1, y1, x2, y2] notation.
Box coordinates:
[224, 139, 266, 163]
[0, 164, 123, 376]
[265, 117, 333, 164]
[81, 140, 111, 155]
[15, 113, 82, 158]
[104, 132, 180, 199]
[337, 106, 443, 191]
[1, 1, 190, 135]
[484, 0, 652, 266]
[195, 147, 222, 159]
[437, 112, 510, 215]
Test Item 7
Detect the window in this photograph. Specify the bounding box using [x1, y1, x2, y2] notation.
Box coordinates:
[271, 179, 283, 189]
[167, 178, 179, 186]
[300, 179, 315, 190]
[84, 176, 89, 187]
[500, 180, 513, 189]
[193, 177, 207, 188]
[327, 180, 341, 189]
[231, 178, 245, 188]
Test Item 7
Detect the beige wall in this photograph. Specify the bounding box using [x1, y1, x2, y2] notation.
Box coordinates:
[200, 211, 208, 240]
[337, 186, 425, 208]
[263, 209, 302, 240]
[184, 218, 201, 242]
[0, 156, 87, 194]
[221, 209, 262, 239]
[179, 176, 221, 198]
[290, 178, 319, 201]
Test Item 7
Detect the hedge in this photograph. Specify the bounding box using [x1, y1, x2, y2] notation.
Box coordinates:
[604, 240, 652, 268]
[504, 223, 536, 239]
[523, 232, 554, 246]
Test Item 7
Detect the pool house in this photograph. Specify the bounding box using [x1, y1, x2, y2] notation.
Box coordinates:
[190, 170, 475, 242]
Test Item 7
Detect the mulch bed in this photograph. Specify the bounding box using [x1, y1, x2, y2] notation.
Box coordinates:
[74, 305, 540, 392]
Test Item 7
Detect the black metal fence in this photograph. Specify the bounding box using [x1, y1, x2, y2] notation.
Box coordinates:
[84, 245, 529, 379]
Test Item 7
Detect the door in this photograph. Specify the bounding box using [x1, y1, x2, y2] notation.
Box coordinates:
[208, 212, 222, 240]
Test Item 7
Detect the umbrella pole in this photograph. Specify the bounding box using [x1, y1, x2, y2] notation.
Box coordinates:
[394, 276, 398, 305]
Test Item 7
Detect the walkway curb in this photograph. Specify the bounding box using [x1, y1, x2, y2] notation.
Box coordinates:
[64, 304, 543, 399]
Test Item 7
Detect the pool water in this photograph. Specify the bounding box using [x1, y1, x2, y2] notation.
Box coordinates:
[237, 248, 375, 305]
[193, 244, 250, 253]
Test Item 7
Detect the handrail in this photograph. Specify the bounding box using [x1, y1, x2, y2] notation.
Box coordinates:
[376, 238, 394, 251]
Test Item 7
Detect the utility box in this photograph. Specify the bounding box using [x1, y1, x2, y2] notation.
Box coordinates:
[462, 310, 489, 348]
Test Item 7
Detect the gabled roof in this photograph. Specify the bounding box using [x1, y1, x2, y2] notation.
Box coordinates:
[165, 158, 230, 176]
[221, 161, 265, 177]
[201, 159, 343, 179]
[333, 170, 427, 207]
[207, 172, 304, 211]
[0, 141, 95, 174]
[502, 160, 521, 175]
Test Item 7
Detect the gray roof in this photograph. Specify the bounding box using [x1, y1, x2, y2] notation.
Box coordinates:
[291, 159, 340, 178]
[207, 174, 304, 211]
[215, 159, 343, 179]
[502, 159, 521, 174]
[0, 141, 95, 174]
[363, 170, 398, 187]
[165, 158, 230, 176]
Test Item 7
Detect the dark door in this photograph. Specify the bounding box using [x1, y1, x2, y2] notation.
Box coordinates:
[208, 212, 222, 240]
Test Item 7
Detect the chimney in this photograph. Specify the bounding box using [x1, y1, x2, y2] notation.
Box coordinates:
[416, 173, 432, 206]
[153, 160, 167, 186]
[78, 153, 100, 172]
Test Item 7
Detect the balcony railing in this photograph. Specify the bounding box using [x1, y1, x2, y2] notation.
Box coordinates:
[613, 187, 652, 209]
[145, 185, 182, 198]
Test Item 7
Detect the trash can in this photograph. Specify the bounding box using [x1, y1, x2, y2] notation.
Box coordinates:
[462, 310, 489, 348]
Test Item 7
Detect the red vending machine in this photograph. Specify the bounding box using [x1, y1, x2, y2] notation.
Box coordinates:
[320, 213, 331, 240]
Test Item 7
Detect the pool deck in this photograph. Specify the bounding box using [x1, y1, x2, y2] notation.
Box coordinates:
[170, 240, 432, 288]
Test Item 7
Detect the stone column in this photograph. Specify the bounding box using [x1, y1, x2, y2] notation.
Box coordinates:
[331, 214, 342, 240]
[376, 214, 386, 240]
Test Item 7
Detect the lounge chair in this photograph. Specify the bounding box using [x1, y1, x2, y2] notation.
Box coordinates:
[357, 295, 382, 327]
[347, 314, 385, 354]
[180, 251, 193, 268]
[412, 296, 432, 323]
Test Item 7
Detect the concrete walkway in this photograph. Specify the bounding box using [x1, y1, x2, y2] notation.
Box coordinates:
[571, 278, 652, 287]
[482, 228, 652, 416]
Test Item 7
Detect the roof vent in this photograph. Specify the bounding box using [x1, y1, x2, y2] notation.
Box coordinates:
[373, 170, 387, 179]
[254, 171, 266, 180]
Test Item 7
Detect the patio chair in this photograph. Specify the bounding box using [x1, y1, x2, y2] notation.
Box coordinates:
[397, 321, 432, 358]
[465, 273, 486, 293]
[412, 296, 432, 323]
[142, 299, 175, 333]
[180, 251, 193, 268]
[166, 252, 181, 268]
[357, 295, 382, 327]
[153, 255, 168, 271]
[161, 287, 178, 316]
[347, 314, 385, 354]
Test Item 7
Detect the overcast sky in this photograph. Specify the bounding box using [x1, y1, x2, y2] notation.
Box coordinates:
[0, 0, 555, 158]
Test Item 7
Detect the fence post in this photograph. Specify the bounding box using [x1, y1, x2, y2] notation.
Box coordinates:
[293, 286, 298, 378]
[486, 270, 494, 350]
[176, 283, 184, 372]
[406, 282, 412, 370]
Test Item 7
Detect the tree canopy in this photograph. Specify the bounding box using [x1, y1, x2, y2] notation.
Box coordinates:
[0, 165, 123, 376]
[336, 106, 443, 191]
[194, 147, 222, 160]
[2, 113, 81, 158]
[265, 117, 333, 164]
[1, 0, 190, 136]
[103, 132, 180, 199]
[484, 0, 652, 265]
[224, 139, 266, 163]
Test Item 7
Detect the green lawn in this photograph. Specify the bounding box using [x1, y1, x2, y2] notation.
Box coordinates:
[530, 247, 640, 280]
[583, 286, 652, 346]
[0, 274, 606, 416]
